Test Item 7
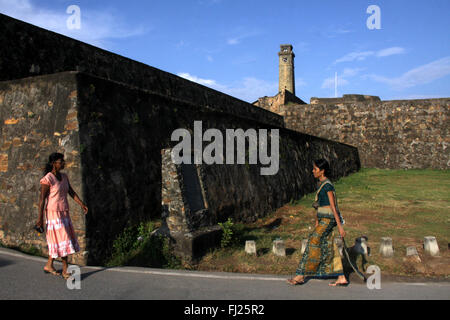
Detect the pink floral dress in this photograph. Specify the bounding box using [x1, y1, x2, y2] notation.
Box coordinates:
[40, 172, 80, 258]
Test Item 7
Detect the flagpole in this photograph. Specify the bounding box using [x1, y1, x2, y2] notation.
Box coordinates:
[335, 72, 338, 97]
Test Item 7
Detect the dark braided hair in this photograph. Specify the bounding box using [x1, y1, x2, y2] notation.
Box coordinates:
[43, 152, 64, 176]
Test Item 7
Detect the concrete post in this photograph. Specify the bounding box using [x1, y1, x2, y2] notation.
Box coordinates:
[406, 246, 419, 256]
[245, 240, 256, 255]
[406, 246, 421, 262]
[380, 237, 394, 257]
[272, 239, 286, 256]
[423, 236, 440, 256]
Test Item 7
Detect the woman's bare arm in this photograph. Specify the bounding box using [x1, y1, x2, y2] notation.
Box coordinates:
[327, 191, 345, 238]
[68, 183, 88, 214]
[37, 184, 50, 227]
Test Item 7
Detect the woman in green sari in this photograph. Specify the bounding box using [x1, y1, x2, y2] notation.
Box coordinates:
[287, 159, 348, 287]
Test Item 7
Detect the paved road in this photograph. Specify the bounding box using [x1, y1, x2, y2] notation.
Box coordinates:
[1, 247, 449, 300]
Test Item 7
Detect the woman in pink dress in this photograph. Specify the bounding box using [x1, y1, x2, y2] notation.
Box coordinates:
[36, 153, 88, 279]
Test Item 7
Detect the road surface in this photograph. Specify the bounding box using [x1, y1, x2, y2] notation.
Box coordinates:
[1, 247, 449, 300]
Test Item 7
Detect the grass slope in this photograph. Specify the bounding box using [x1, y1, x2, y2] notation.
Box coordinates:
[193, 169, 450, 278]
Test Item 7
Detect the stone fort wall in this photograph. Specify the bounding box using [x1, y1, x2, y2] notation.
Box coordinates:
[0, 13, 284, 129]
[0, 13, 360, 264]
[0, 71, 359, 265]
[279, 97, 449, 169]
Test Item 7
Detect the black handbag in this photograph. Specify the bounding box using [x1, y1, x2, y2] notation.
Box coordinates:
[33, 225, 44, 233]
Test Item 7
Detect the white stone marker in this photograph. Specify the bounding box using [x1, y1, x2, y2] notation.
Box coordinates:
[380, 237, 394, 257]
[406, 246, 421, 262]
[406, 246, 419, 256]
[272, 240, 286, 256]
[245, 240, 256, 255]
[423, 236, 440, 256]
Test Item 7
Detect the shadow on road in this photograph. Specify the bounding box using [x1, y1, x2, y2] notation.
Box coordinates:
[0, 257, 14, 268]
[80, 267, 112, 281]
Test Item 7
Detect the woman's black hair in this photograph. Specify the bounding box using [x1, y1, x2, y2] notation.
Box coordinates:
[43, 152, 64, 176]
[314, 158, 331, 177]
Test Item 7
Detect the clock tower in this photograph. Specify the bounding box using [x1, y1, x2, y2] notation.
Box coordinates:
[278, 44, 295, 95]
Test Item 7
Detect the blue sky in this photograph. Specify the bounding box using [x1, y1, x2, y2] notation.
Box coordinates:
[1, 0, 449, 103]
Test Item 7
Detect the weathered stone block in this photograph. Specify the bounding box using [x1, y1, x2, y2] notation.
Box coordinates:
[0, 154, 8, 172]
[423, 236, 440, 256]
[406, 246, 419, 256]
[273, 239, 285, 256]
[245, 240, 256, 255]
[171, 225, 223, 263]
[380, 237, 394, 257]
[406, 246, 421, 262]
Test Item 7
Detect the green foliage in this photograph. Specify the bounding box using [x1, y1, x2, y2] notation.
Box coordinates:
[288, 198, 303, 206]
[133, 112, 140, 124]
[19, 244, 42, 256]
[218, 218, 234, 248]
[107, 221, 181, 269]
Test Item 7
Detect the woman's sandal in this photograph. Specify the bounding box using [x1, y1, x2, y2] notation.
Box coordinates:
[61, 272, 73, 280]
[43, 268, 60, 276]
[329, 281, 349, 287]
[286, 277, 305, 285]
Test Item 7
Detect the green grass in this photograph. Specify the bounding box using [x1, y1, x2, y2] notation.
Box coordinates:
[106, 220, 181, 269]
[195, 168, 450, 278]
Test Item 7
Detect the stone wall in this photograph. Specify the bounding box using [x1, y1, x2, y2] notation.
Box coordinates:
[310, 94, 381, 105]
[0, 13, 283, 128]
[1, 71, 360, 264]
[281, 98, 450, 169]
[0, 72, 87, 264]
[253, 89, 306, 114]
[0, 13, 361, 264]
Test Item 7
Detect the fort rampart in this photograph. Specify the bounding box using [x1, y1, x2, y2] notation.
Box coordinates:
[280, 98, 449, 169]
[0, 14, 360, 264]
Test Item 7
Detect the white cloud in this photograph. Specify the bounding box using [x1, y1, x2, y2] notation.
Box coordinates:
[335, 47, 406, 64]
[0, 0, 146, 48]
[335, 51, 375, 63]
[321, 77, 349, 89]
[177, 72, 277, 102]
[341, 68, 365, 78]
[321, 68, 363, 90]
[377, 47, 406, 57]
[225, 77, 278, 102]
[366, 56, 450, 90]
[226, 31, 260, 46]
[227, 38, 239, 45]
[177, 73, 218, 87]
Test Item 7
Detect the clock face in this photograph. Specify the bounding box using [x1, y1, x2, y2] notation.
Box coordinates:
[282, 57, 288, 62]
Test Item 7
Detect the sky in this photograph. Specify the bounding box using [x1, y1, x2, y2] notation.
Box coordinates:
[1, 0, 449, 103]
